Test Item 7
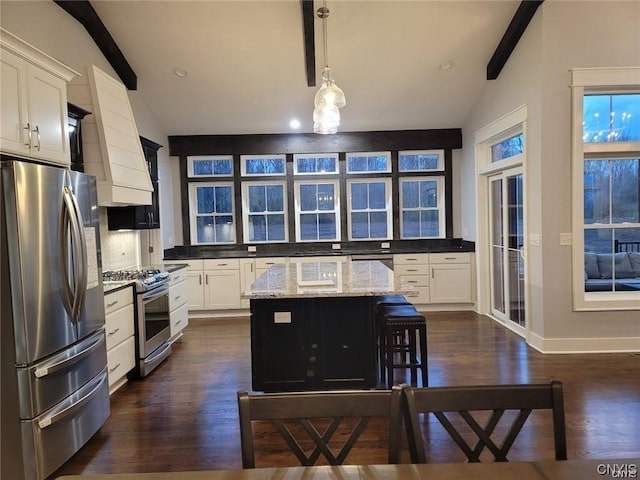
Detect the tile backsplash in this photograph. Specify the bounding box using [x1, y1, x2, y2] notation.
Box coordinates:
[99, 210, 140, 271]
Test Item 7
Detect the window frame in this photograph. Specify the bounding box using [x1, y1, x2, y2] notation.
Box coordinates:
[398, 149, 445, 172]
[293, 153, 340, 175]
[241, 180, 288, 244]
[346, 178, 393, 241]
[187, 155, 234, 178]
[399, 176, 446, 239]
[570, 67, 640, 311]
[188, 181, 236, 245]
[346, 151, 392, 174]
[240, 154, 287, 176]
[294, 179, 341, 242]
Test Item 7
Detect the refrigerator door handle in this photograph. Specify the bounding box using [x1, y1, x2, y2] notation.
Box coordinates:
[62, 186, 87, 321]
[37, 370, 107, 429]
[59, 189, 75, 316]
[34, 331, 104, 379]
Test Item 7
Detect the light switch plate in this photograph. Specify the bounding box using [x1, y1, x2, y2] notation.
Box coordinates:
[560, 233, 573, 246]
[529, 234, 540, 246]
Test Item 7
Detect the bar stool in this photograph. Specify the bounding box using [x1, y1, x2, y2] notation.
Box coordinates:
[378, 304, 428, 388]
[374, 295, 412, 382]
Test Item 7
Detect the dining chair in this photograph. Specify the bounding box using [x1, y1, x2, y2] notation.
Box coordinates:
[237, 386, 403, 468]
[401, 380, 567, 463]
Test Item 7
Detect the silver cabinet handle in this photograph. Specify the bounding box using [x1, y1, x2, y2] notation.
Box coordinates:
[432, 268, 435, 278]
[33, 125, 41, 151]
[109, 363, 121, 374]
[407, 268, 418, 272]
[205, 274, 209, 285]
[199, 274, 202, 285]
[444, 257, 456, 260]
[106, 300, 119, 308]
[216, 263, 228, 267]
[107, 327, 120, 336]
[23, 123, 31, 147]
[174, 295, 181, 301]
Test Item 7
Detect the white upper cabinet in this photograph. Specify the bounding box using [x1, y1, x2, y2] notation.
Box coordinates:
[68, 64, 152, 206]
[0, 28, 78, 167]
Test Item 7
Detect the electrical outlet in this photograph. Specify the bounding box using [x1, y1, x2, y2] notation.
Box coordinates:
[332, 243, 341, 250]
[247, 245, 257, 252]
[274, 312, 291, 324]
[381, 242, 390, 249]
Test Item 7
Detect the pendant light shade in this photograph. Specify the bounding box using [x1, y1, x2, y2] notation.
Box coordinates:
[313, 2, 345, 134]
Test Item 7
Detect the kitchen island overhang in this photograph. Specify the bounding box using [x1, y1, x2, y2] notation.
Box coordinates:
[245, 261, 416, 392]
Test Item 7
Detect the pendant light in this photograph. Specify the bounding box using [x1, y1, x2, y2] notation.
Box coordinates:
[313, 1, 346, 134]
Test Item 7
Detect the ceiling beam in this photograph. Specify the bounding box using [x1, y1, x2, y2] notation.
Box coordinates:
[54, 0, 137, 90]
[301, 0, 316, 87]
[486, 0, 544, 80]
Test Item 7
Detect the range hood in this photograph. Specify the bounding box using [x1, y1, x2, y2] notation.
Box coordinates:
[67, 64, 152, 206]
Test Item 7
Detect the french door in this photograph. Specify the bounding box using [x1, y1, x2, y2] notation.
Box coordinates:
[489, 168, 526, 332]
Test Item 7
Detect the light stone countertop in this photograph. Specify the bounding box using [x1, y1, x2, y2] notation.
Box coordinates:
[246, 260, 417, 299]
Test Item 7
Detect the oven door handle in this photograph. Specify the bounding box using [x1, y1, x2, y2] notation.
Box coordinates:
[142, 284, 169, 302]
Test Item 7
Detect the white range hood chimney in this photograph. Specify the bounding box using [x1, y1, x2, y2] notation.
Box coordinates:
[68, 64, 152, 206]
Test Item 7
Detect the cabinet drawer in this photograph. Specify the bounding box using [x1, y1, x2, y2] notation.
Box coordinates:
[170, 303, 189, 337]
[169, 279, 188, 311]
[169, 268, 187, 285]
[394, 253, 428, 265]
[168, 259, 203, 271]
[106, 336, 135, 387]
[105, 304, 134, 350]
[406, 285, 430, 304]
[429, 252, 471, 264]
[394, 263, 428, 276]
[255, 257, 287, 270]
[204, 258, 240, 270]
[103, 287, 133, 316]
[400, 275, 429, 288]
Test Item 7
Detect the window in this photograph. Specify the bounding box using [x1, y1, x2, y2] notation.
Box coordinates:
[571, 67, 640, 310]
[241, 155, 286, 176]
[346, 152, 391, 173]
[294, 180, 340, 242]
[399, 150, 444, 171]
[188, 183, 235, 244]
[491, 134, 524, 162]
[400, 177, 444, 238]
[187, 155, 233, 177]
[293, 153, 339, 174]
[347, 179, 392, 240]
[242, 182, 287, 243]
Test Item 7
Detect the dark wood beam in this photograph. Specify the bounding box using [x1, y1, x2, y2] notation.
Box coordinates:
[54, 0, 137, 90]
[301, 0, 316, 87]
[487, 0, 544, 80]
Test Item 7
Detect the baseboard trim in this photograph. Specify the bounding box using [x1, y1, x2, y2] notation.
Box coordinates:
[528, 332, 640, 353]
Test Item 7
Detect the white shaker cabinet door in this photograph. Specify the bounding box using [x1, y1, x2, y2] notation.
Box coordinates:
[204, 270, 241, 310]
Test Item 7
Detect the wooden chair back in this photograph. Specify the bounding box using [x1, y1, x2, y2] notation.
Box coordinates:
[402, 380, 567, 463]
[237, 387, 403, 468]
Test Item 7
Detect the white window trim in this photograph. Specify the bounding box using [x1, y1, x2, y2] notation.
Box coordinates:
[398, 149, 445, 172]
[240, 154, 286, 176]
[187, 155, 233, 178]
[241, 181, 288, 244]
[294, 179, 341, 242]
[399, 176, 445, 239]
[188, 182, 236, 245]
[293, 153, 339, 175]
[570, 67, 640, 311]
[346, 151, 392, 173]
[347, 178, 393, 241]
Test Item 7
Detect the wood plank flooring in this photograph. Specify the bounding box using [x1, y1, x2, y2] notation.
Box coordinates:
[50, 312, 640, 477]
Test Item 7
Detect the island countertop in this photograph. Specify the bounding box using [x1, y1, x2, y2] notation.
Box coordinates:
[246, 260, 416, 299]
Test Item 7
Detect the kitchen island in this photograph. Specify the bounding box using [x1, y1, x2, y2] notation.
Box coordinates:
[246, 260, 415, 392]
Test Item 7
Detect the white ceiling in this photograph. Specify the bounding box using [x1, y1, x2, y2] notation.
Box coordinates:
[89, 0, 521, 136]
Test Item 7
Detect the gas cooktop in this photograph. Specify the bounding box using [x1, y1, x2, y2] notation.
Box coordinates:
[102, 268, 170, 292]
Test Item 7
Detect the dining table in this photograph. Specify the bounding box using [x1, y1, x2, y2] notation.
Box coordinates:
[56, 458, 640, 480]
[246, 260, 416, 392]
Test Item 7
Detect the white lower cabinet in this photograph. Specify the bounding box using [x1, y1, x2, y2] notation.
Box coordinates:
[204, 259, 242, 309]
[240, 258, 256, 309]
[428, 252, 473, 304]
[168, 267, 189, 341]
[394, 253, 430, 304]
[103, 286, 135, 394]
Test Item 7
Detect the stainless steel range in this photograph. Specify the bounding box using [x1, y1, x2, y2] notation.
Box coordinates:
[103, 269, 172, 377]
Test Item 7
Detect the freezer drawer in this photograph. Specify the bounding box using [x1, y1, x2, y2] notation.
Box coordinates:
[21, 368, 110, 480]
[16, 330, 107, 419]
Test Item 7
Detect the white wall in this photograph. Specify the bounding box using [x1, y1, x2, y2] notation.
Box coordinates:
[461, 1, 640, 350]
[1, 0, 177, 265]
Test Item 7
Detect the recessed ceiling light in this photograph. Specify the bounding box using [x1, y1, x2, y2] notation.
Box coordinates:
[289, 119, 301, 129]
[439, 61, 453, 71]
[173, 68, 188, 78]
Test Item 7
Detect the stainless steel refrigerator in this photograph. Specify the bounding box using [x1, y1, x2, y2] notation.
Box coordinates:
[1, 159, 110, 480]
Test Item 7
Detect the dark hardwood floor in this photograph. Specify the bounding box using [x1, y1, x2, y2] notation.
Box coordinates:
[50, 312, 640, 477]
